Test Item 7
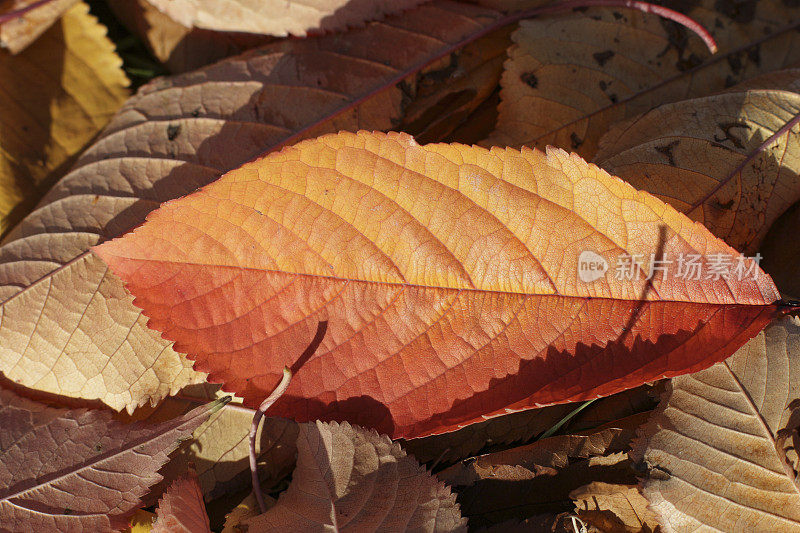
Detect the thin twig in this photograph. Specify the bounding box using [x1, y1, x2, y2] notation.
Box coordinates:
[249, 367, 292, 515]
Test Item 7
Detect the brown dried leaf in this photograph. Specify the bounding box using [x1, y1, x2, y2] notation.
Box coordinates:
[631, 316, 800, 531]
[402, 386, 655, 465]
[0, 388, 225, 532]
[0, 0, 76, 53]
[0, 1, 128, 234]
[571, 482, 661, 533]
[245, 421, 467, 532]
[0, 0, 503, 413]
[594, 82, 800, 254]
[152, 472, 211, 533]
[488, 0, 800, 160]
[438, 426, 641, 529]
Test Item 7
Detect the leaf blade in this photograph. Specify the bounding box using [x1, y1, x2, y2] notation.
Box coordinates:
[95, 131, 780, 438]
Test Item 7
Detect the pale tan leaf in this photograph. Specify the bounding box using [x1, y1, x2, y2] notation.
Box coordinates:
[488, 0, 800, 159]
[594, 84, 800, 253]
[0, 0, 502, 413]
[0, 0, 77, 53]
[108, 0, 271, 73]
[0, 1, 128, 234]
[631, 316, 800, 531]
[571, 482, 661, 533]
[245, 421, 467, 532]
[146, 0, 427, 37]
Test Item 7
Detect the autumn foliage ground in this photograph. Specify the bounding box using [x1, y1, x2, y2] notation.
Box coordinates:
[1, 0, 800, 532]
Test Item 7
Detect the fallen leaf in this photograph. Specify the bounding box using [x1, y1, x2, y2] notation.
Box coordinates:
[402, 385, 655, 465]
[152, 472, 211, 533]
[145, 0, 427, 37]
[571, 482, 661, 533]
[594, 83, 800, 254]
[153, 392, 299, 499]
[488, 0, 800, 159]
[400, 25, 511, 145]
[221, 491, 275, 533]
[631, 316, 800, 531]
[438, 425, 641, 488]
[95, 130, 782, 438]
[0, 0, 77, 53]
[108, 0, 271, 73]
[0, 1, 128, 234]
[438, 427, 640, 529]
[245, 421, 467, 531]
[0, 388, 226, 532]
[0, 0, 504, 414]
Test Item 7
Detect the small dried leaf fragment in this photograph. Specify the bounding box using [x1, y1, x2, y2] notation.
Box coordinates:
[96, 130, 780, 438]
[245, 421, 466, 532]
[571, 482, 661, 533]
[595, 84, 800, 253]
[0, 0, 502, 414]
[0, 0, 77, 53]
[0, 1, 128, 234]
[152, 472, 211, 533]
[632, 316, 800, 531]
[145, 0, 427, 36]
[488, 1, 800, 159]
[0, 388, 225, 532]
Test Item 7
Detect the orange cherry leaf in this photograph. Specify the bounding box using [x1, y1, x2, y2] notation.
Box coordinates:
[95, 131, 784, 439]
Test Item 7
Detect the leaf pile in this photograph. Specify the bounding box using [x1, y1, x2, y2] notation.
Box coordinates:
[1, 0, 800, 531]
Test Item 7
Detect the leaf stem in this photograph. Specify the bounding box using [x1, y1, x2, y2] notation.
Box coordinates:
[249, 367, 292, 515]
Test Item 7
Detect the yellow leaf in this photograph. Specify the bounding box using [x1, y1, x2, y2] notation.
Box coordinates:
[0, 1, 128, 234]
